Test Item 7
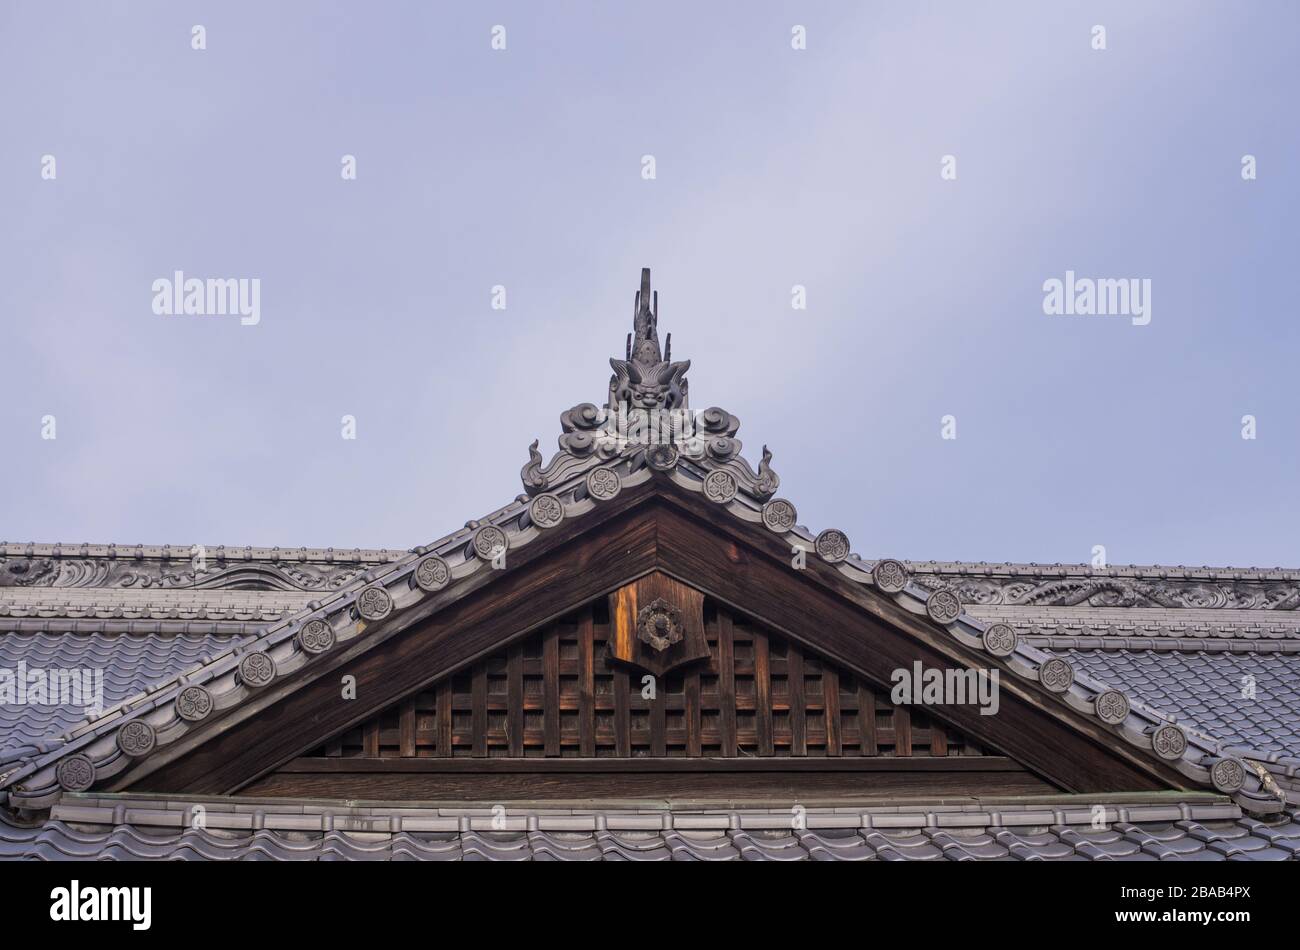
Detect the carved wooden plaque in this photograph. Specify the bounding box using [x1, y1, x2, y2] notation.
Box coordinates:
[607, 572, 709, 677]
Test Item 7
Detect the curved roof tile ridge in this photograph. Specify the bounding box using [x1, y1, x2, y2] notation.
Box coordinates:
[905, 560, 1300, 580]
[0, 542, 405, 561]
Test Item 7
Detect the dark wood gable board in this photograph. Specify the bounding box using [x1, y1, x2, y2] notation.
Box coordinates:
[126, 482, 1185, 798]
[649, 493, 1182, 794]
[244, 599, 1051, 801]
[117, 481, 665, 796]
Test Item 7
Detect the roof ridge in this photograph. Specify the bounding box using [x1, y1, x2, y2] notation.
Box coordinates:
[907, 560, 1300, 578]
[6, 550, 1296, 579]
[0, 542, 405, 560]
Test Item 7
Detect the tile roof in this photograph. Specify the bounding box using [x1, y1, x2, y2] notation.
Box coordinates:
[962, 606, 1300, 648]
[1046, 648, 1300, 761]
[3, 794, 1295, 861]
[0, 633, 250, 760]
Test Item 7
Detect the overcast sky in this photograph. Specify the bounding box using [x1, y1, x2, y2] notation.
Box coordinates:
[2, 1, 1297, 568]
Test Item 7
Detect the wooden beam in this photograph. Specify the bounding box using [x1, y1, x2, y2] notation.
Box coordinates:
[242, 755, 1049, 802]
[272, 755, 1028, 773]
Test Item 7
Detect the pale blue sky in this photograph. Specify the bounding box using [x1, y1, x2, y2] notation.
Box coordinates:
[2, 1, 1297, 567]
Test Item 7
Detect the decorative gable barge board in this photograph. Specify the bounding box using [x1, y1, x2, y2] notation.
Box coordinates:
[649, 491, 1183, 794]
[121, 486, 1183, 799]
[111, 480, 666, 796]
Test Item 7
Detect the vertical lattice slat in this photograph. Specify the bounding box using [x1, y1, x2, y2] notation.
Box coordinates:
[578, 607, 595, 757]
[754, 629, 774, 756]
[717, 608, 737, 756]
[824, 667, 841, 756]
[543, 626, 560, 756]
[788, 644, 806, 756]
[306, 600, 991, 763]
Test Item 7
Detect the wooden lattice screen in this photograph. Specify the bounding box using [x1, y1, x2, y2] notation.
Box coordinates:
[311, 599, 987, 759]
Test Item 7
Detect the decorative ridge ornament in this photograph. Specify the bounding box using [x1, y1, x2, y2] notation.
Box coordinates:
[1152, 723, 1189, 760]
[1095, 689, 1130, 724]
[56, 754, 95, 792]
[176, 684, 213, 722]
[518, 269, 780, 501]
[1210, 757, 1246, 793]
[116, 720, 157, 757]
[609, 268, 691, 412]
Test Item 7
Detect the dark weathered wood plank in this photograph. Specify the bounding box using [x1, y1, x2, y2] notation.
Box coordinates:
[932, 720, 948, 757]
[754, 630, 773, 756]
[614, 667, 631, 757]
[859, 685, 877, 756]
[544, 624, 560, 756]
[650, 671, 667, 757]
[472, 664, 488, 758]
[578, 607, 595, 757]
[273, 755, 1027, 773]
[685, 667, 701, 757]
[895, 706, 913, 757]
[507, 644, 523, 756]
[399, 698, 416, 758]
[437, 683, 452, 757]
[788, 644, 806, 756]
[717, 608, 737, 756]
[245, 755, 1048, 802]
[824, 668, 841, 757]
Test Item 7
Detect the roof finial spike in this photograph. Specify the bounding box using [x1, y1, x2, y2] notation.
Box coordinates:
[631, 268, 660, 361]
[665, 332, 671, 361]
[607, 267, 689, 412]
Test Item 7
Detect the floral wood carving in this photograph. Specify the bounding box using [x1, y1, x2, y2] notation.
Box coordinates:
[636, 598, 684, 652]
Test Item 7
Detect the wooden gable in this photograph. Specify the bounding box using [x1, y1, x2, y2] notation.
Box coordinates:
[306, 600, 992, 760]
[242, 596, 1052, 801]
[3, 269, 1247, 816]
[121, 488, 1182, 802]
